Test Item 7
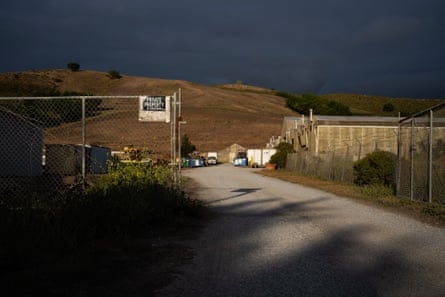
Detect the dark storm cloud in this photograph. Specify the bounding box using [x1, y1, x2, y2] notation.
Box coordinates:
[1, 0, 444, 98]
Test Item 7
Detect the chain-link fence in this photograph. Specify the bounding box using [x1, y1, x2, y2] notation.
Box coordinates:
[397, 102, 445, 204]
[0, 95, 179, 204]
[286, 132, 397, 183]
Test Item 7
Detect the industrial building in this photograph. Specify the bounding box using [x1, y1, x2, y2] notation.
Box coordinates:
[281, 114, 400, 161]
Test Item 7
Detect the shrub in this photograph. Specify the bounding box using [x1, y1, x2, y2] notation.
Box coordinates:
[383, 102, 395, 112]
[107, 70, 122, 79]
[353, 151, 396, 189]
[67, 62, 80, 72]
[278, 92, 351, 115]
[181, 134, 196, 156]
[0, 162, 202, 255]
[270, 142, 295, 168]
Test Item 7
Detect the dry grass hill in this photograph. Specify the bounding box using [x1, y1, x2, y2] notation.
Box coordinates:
[0, 70, 297, 152]
[1, 69, 443, 152]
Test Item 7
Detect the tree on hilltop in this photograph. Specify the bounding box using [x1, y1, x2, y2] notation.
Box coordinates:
[67, 62, 80, 72]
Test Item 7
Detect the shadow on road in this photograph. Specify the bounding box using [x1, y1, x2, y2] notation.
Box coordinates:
[158, 172, 443, 297]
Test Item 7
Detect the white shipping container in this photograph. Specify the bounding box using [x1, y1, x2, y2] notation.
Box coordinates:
[262, 148, 276, 165]
[247, 148, 276, 167]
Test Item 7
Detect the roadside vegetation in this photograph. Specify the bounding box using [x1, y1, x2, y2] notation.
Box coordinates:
[264, 149, 445, 226]
[1, 162, 203, 255]
[0, 164, 206, 297]
[259, 168, 445, 227]
[269, 142, 295, 168]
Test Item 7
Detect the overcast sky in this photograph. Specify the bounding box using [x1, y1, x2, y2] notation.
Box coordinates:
[1, 0, 444, 99]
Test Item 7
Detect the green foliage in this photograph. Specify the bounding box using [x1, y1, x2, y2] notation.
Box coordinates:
[181, 134, 196, 156]
[270, 142, 296, 168]
[0, 163, 202, 256]
[357, 184, 395, 198]
[383, 102, 395, 112]
[278, 92, 351, 115]
[353, 151, 396, 190]
[319, 94, 441, 116]
[66, 62, 80, 72]
[107, 70, 122, 79]
[0, 91, 101, 127]
[422, 203, 445, 220]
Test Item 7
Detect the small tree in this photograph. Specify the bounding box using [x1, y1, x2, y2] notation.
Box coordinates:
[270, 142, 295, 169]
[107, 70, 122, 79]
[181, 134, 196, 157]
[67, 62, 80, 72]
[383, 102, 395, 112]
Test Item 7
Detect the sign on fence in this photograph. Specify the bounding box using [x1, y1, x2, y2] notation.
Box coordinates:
[138, 96, 171, 122]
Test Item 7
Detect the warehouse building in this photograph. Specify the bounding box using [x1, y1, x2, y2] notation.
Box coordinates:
[281, 114, 400, 161]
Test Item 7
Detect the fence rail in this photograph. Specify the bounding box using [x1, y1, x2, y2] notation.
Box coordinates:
[0, 95, 180, 204]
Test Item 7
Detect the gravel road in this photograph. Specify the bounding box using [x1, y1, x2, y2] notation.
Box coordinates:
[157, 164, 445, 297]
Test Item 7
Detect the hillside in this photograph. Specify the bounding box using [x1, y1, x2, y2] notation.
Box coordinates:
[320, 94, 442, 117]
[0, 70, 296, 151]
[1, 70, 443, 152]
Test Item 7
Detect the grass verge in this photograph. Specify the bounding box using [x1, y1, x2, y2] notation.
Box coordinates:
[258, 169, 445, 228]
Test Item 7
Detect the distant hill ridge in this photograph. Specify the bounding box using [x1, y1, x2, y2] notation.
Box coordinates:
[0, 69, 442, 151]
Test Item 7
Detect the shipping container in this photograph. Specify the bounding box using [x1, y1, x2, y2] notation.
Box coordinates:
[247, 148, 277, 167]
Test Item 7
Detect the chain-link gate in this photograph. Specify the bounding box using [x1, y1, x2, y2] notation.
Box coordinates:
[0, 93, 182, 205]
[397, 102, 445, 204]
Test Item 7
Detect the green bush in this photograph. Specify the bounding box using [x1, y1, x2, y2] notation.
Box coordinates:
[0, 163, 202, 255]
[353, 151, 396, 189]
[107, 70, 122, 79]
[67, 62, 80, 72]
[383, 102, 395, 112]
[270, 142, 296, 168]
[278, 92, 351, 115]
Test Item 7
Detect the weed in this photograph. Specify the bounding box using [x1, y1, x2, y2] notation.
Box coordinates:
[357, 184, 394, 198]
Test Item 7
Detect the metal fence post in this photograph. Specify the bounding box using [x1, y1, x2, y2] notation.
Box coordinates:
[410, 119, 414, 200]
[81, 97, 86, 189]
[178, 89, 182, 175]
[396, 123, 401, 196]
[428, 110, 433, 203]
[172, 92, 177, 186]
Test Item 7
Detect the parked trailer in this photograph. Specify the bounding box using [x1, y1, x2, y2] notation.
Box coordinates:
[207, 151, 218, 165]
[247, 148, 277, 168]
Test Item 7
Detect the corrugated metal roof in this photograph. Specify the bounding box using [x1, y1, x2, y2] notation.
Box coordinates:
[313, 115, 399, 126]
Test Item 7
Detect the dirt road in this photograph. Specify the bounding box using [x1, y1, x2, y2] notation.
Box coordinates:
[157, 164, 445, 296]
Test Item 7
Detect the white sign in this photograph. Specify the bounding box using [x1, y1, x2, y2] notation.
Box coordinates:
[138, 96, 171, 122]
